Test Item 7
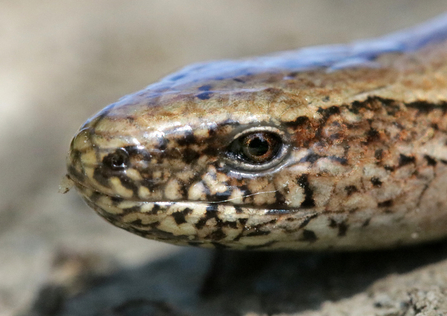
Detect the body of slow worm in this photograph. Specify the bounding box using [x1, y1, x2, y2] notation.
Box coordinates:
[66, 14, 447, 250]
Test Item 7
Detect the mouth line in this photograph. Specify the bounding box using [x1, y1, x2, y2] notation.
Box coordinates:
[69, 175, 312, 214]
[90, 192, 308, 215]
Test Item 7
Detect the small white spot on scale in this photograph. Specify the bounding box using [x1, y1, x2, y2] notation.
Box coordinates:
[228, 188, 244, 204]
[178, 223, 197, 236]
[292, 149, 313, 162]
[247, 178, 269, 195]
[193, 128, 209, 138]
[363, 164, 389, 180]
[246, 178, 277, 206]
[312, 111, 323, 120]
[196, 154, 212, 168]
[152, 170, 163, 180]
[122, 212, 159, 225]
[138, 186, 152, 199]
[71, 129, 92, 151]
[411, 232, 420, 239]
[164, 178, 183, 200]
[217, 205, 238, 220]
[96, 195, 123, 214]
[246, 214, 278, 226]
[158, 216, 196, 236]
[140, 203, 154, 213]
[341, 109, 362, 124]
[84, 167, 95, 184]
[315, 158, 349, 176]
[374, 182, 401, 202]
[127, 225, 153, 232]
[176, 170, 196, 183]
[202, 170, 228, 195]
[80, 151, 97, 166]
[184, 203, 208, 224]
[386, 124, 402, 140]
[188, 182, 207, 201]
[321, 144, 345, 157]
[94, 137, 130, 150]
[253, 189, 277, 206]
[395, 164, 416, 180]
[216, 171, 230, 183]
[222, 226, 243, 240]
[119, 200, 140, 209]
[126, 168, 143, 181]
[273, 172, 305, 207]
[278, 107, 308, 123]
[198, 218, 218, 236]
[110, 177, 134, 198]
[308, 176, 334, 207]
[164, 203, 183, 215]
[342, 194, 376, 211]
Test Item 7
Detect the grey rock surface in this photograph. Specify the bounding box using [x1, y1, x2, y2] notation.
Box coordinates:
[25, 244, 447, 315]
[2, 1, 447, 315]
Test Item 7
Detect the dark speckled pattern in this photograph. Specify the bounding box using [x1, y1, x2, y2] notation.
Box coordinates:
[67, 14, 447, 250]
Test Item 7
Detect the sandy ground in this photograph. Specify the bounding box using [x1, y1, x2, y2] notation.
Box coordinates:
[2, 1, 447, 315]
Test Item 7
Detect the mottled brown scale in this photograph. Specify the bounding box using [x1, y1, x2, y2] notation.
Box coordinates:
[66, 14, 447, 250]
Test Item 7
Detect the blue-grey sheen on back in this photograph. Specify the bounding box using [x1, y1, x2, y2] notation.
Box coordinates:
[66, 14, 447, 250]
[139, 12, 447, 95]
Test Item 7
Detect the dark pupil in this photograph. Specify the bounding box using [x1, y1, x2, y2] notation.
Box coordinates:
[247, 137, 269, 157]
[236, 132, 281, 164]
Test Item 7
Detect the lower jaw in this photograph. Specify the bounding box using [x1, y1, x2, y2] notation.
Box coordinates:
[74, 184, 447, 251]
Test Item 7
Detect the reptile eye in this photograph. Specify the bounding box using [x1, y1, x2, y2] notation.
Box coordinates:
[240, 132, 281, 163]
[226, 127, 289, 172]
[103, 148, 130, 170]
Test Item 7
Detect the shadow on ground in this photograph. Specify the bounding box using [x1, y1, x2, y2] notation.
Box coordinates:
[27, 240, 447, 316]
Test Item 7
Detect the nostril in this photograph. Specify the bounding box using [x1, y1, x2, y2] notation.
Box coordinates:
[103, 148, 130, 170]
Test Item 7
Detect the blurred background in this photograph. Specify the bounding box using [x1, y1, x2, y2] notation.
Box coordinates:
[1, 1, 446, 315]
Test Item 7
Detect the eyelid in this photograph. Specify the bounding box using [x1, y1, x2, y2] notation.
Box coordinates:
[232, 126, 287, 140]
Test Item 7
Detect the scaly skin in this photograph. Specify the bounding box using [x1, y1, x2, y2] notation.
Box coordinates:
[67, 14, 447, 250]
